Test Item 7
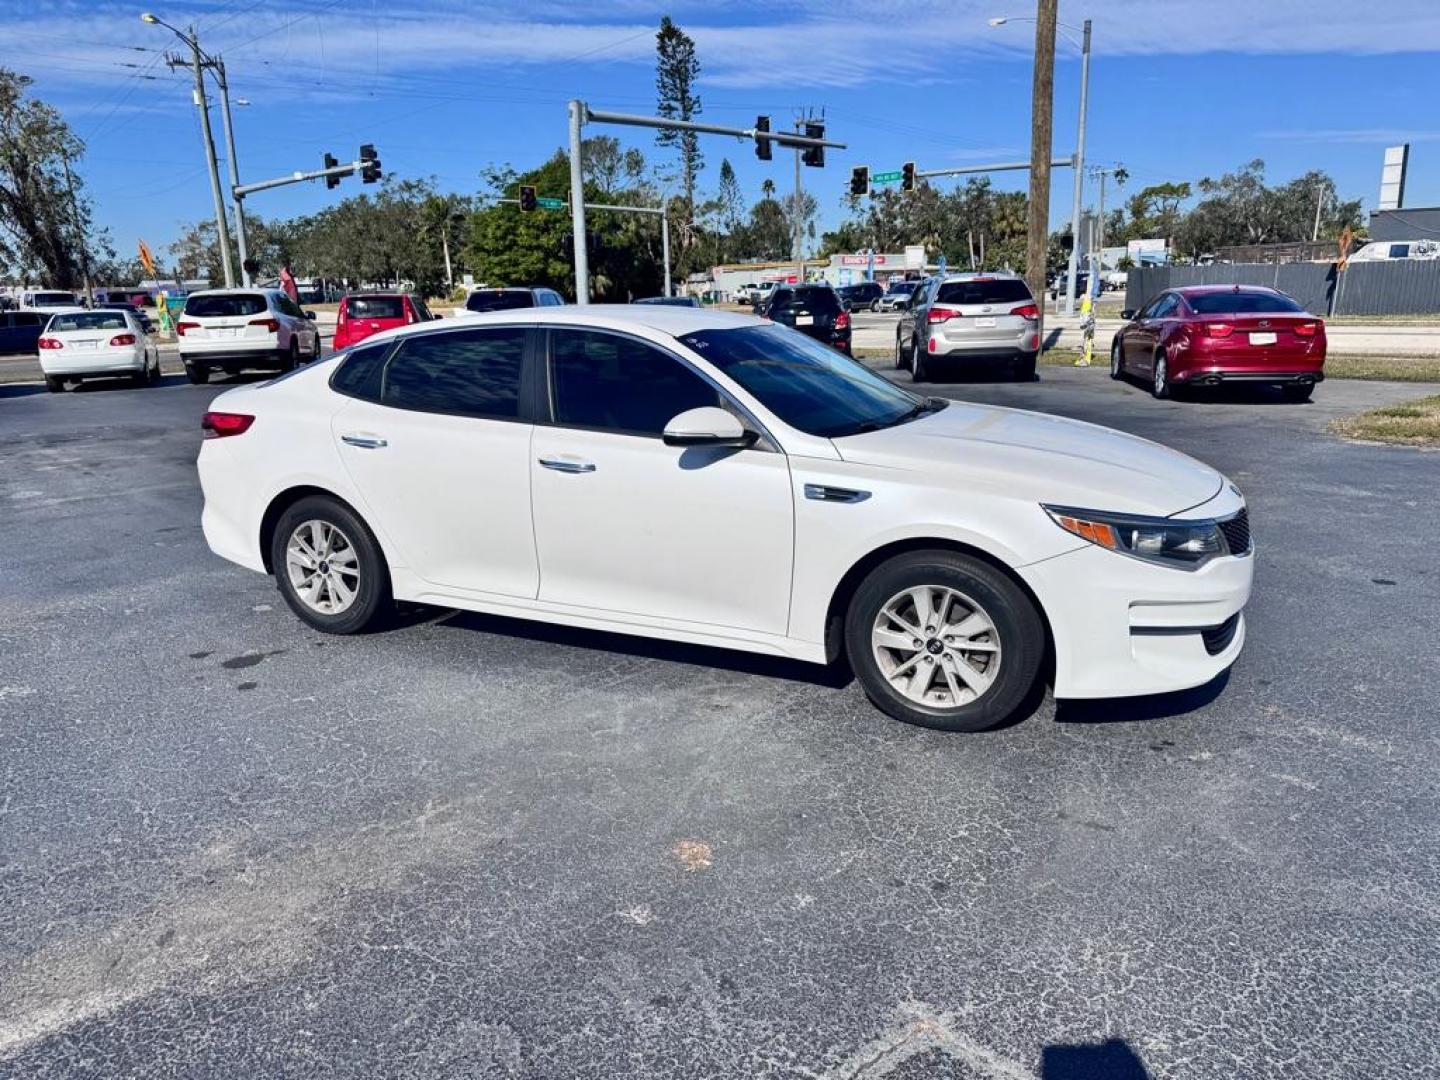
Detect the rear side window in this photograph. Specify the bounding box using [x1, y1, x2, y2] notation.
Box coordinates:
[330, 342, 391, 402]
[550, 329, 718, 436]
[383, 327, 526, 418]
[934, 279, 1032, 305]
[1187, 291, 1304, 314]
[346, 296, 405, 320]
[185, 293, 267, 318]
[465, 290, 535, 313]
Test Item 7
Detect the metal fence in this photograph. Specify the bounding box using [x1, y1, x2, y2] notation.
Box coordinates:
[1127, 259, 1440, 316]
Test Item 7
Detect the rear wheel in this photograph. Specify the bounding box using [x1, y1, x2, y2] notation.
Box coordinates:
[185, 361, 209, 385]
[271, 496, 391, 635]
[870, 299, 879, 313]
[147, 352, 162, 385]
[279, 340, 299, 374]
[844, 550, 1045, 732]
[1281, 383, 1313, 403]
[910, 339, 928, 383]
[1151, 351, 1171, 399]
[1013, 354, 1037, 382]
[44, 375, 64, 393]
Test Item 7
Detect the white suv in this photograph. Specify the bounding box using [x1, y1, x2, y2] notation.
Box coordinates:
[198, 306, 1253, 733]
[177, 288, 321, 384]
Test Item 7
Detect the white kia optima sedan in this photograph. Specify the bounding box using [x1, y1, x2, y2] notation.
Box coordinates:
[198, 307, 1253, 731]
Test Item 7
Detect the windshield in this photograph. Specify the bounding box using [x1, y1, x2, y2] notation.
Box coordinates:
[679, 324, 934, 438]
[1187, 291, 1305, 314]
[32, 292, 74, 306]
[467, 290, 534, 312]
[48, 311, 129, 332]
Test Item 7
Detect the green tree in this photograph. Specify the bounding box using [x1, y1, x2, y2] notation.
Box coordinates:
[655, 17, 702, 233]
[420, 192, 470, 289]
[0, 69, 94, 288]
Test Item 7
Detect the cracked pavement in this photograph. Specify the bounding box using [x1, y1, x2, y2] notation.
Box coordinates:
[0, 368, 1436, 1077]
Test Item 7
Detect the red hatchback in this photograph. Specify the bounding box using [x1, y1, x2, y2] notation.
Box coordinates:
[1111, 286, 1326, 401]
[333, 292, 433, 352]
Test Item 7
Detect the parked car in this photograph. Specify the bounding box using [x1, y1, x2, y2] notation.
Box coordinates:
[1103, 270, 1128, 292]
[876, 280, 920, 312]
[456, 286, 565, 317]
[38, 307, 161, 392]
[634, 295, 701, 307]
[176, 288, 322, 384]
[24, 290, 78, 309]
[97, 300, 154, 335]
[837, 281, 885, 312]
[732, 283, 759, 303]
[333, 292, 433, 352]
[896, 273, 1041, 382]
[760, 284, 851, 354]
[198, 306, 1251, 733]
[1111, 285, 1325, 401]
[1048, 271, 1090, 301]
[748, 281, 778, 312]
[0, 309, 48, 355]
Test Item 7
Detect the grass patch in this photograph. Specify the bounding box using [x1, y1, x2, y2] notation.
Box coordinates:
[1332, 395, 1440, 446]
[1041, 348, 1440, 381]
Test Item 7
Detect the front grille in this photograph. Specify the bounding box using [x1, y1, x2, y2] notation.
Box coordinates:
[1202, 614, 1241, 656]
[1218, 508, 1251, 555]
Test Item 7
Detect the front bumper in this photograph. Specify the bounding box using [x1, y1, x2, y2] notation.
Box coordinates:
[1019, 541, 1253, 699]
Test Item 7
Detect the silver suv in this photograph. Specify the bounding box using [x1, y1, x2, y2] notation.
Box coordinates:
[895, 272, 1041, 382]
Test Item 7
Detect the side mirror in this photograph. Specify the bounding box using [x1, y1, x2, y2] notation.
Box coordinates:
[663, 406, 756, 449]
[304, 310, 317, 320]
[1120, 309, 1136, 320]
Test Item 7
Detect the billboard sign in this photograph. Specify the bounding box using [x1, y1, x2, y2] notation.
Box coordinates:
[1379, 144, 1409, 211]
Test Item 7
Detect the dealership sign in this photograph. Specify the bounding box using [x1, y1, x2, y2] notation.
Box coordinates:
[839, 254, 888, 266]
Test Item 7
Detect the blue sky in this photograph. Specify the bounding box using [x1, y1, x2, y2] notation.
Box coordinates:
[4, 0, 1440, 267]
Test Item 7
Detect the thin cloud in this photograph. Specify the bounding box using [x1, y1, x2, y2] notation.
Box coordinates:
[1258, 128, 1440, 144]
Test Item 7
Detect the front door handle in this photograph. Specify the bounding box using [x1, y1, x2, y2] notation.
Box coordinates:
[538, 457, 596, 474]
[341, 433, 388, 449]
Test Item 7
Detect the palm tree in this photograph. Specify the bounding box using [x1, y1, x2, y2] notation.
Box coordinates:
[419, 194, 469, 291]
[761, 178, 776, 202]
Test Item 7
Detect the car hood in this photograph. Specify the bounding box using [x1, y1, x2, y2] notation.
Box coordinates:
[834, 401, 1223, 517]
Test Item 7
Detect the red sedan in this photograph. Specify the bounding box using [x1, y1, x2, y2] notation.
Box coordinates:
[1111, 285, 1326, 401]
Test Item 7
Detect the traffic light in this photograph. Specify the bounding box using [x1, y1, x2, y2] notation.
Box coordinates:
[324, 152, 340, 190]
[519, 185, 537, 213]
[901, 161, 916, 192]
[802, 121, 825, 168]
[850, 165, 869, 198]
[359, 143, 381, 184]
[755, 116, 771, 161]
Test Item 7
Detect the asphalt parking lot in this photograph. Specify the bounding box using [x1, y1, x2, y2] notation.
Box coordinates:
[1, 365, 1437, 1077]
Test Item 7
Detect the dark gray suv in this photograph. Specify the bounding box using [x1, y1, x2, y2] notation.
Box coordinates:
[895, 273, 1041, 382]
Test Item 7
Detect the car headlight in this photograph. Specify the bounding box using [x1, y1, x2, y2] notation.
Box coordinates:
[1043, 504, 1229, 569]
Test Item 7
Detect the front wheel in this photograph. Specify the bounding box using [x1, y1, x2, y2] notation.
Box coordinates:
[894, 333, 907, 370]
[271, 496, 391, 635]
[1151, 351, 1171, 399]
[870, 300, 880, 313]
[1110, 340, 1124, 380]
[844, 551, 1045, 732]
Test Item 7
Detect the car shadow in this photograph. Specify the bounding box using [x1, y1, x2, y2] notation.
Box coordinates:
[1042, 1038, 1151, 1078]
[1173, 383, 1310, 406]
[423, 606, 855, 689]
[0, 381, 48, 399]
[1053, 668, 1231, 725]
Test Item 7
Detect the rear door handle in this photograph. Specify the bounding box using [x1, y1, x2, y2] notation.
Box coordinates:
[538, 457, 596, 474]
[341, 433, 388, 449]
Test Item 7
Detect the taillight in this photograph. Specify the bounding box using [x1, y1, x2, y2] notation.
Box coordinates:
[1011, 303, 1040, 321]
[1206, 322, 1235, 338]
[1293, 321, 1319, 337]
[38, 337, 63, 350]
[109, 333, 137, 346]
[201, 411, 255, 439]
[927, 307, 959, 324]
[249, 317, 280, 333]
[175, 320, 199, 336]
[835, 310, 850, 330]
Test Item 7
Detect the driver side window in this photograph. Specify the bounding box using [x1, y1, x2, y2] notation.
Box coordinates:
[549, 329, 720, 437]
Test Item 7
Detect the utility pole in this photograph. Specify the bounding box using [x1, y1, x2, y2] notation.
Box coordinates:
[59, 154, 93, 305]
[214, 60, 250, 286]
[793, 116, 804, 284]
[1025, 0, 1058, 321]
[1063, 18, 1092, 318]
[568, 100, 590, 303]
[1311, 185, 1325, 242]
[164, 28, 234, 287]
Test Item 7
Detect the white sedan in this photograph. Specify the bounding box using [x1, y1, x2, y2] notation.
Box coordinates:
[39, 307, 162, 392]
[198, 307, 1253, 731]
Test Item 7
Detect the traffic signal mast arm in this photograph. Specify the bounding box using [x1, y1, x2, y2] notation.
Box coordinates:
[232, 148, 380, 198]
[581, 106, 845, 155]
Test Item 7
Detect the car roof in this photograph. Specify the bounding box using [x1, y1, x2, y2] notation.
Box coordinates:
[186, 287, 276, 297]
[1173, 284, 1283, 295]
[358, 304, 759, 348]
[38, 306, 98, 318]
[935, 272, 1025, 282]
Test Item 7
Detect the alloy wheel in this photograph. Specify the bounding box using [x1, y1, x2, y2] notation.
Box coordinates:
[871, 585, 1001, 708]
[286, 519, 360, 615]
[1154, 354, 1168, 397]
[1110, 341, 1122, 379]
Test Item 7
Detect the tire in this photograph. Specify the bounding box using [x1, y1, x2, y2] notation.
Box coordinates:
[279, 340, 299, 374]
[185, 361, 209, 385]
[131, 368, 149, 388]
[1151, 350, 1171, 399]
[870, 300, 880, 313]
[1013, 354, 1037, 382]
[1109, 340, 1123, 380]
[910, 339, 928, 383]
[148, 352, 162, 385]
[271, 495, 391, 635]
[45, 375, 64, 393]
[844, 550, 1045, 732]
[894, 333, 907, 370]
[1281, 383, 1313, 403]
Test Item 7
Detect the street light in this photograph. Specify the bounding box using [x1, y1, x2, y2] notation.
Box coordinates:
[990, 14, 1091, 318]
[140, 11, 237, 286]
